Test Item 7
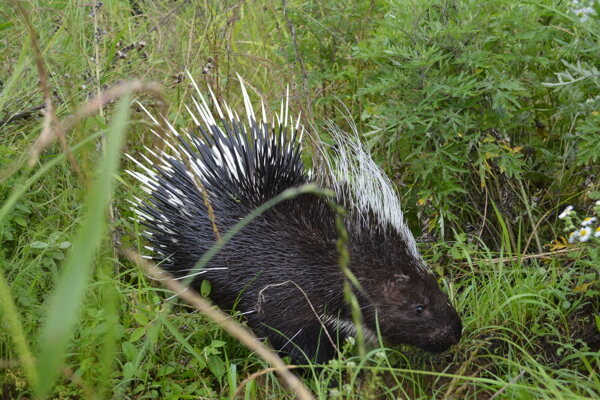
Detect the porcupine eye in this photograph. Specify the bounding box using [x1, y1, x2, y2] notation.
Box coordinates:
[415, 305, 425, 314]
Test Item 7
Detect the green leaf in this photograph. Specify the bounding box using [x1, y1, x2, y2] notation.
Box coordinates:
[207, 355, 225, 381]
[133, 312, 149, 326]
[200, 279, 212, 297]
[130, 327, 146, 343]
[122, 362, 136, 381]
[14, 216, 27, 227]
[210, 339, 226, 348]
[0, 22, 14, 31]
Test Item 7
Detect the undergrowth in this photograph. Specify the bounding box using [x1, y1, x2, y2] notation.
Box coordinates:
[0, 0, 598, 399]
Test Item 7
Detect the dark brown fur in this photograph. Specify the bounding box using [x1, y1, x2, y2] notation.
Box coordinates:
[132, 90, 462, 363]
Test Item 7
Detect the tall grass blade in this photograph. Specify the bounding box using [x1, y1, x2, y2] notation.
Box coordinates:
[34, 94, 131, 398]
[0, 132, 103, 393]
[0, 272, 38, 388]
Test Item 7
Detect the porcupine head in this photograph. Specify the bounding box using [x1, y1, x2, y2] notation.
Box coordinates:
[127, 73, 462, 363]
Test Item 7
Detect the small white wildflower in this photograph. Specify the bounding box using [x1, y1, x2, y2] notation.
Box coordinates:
[578, 7, 596, 22]
[578, 227, 592, 242]
[568, 230, 579, 243]
[375, 351, 386, 360]
[596, 200, 600, 206]
[570, 0, 598, 22]
[595, 227, 600, 238]
[559, 205, 574, 219]
[345, 361, 356, 368]
[581, 217, 597, 226]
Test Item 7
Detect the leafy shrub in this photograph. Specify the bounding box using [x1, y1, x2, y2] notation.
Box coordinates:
[282, 0, 600, 248]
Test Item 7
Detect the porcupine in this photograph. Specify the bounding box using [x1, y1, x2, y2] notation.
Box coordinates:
[127, 73, 462, 364]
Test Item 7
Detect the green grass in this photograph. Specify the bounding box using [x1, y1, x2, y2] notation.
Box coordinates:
[1, 0, 598, 399]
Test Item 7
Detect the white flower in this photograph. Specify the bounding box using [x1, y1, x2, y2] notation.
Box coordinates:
[581, 217, 597, 226]
[578, 227, 592, 242]
[570, 0, 598, 22]
[577, 7, 596, 22]
[595, 227, 600, 238]
[596, 200, 600, 206]
[568, 230, 579, 243]
[559, 205, 574, 219]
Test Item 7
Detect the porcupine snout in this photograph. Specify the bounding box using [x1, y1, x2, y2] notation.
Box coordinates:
[427, 307, 463, 353]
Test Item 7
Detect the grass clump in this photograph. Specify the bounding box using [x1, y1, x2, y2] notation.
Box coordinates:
[0, 0, 598, 399]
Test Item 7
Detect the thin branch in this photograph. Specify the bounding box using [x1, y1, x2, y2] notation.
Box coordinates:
[282, 0, 308, 98]
[459, 247, 580, 267]
[59, 80, 166, 137]
[10, 0, 80, 177]
[233, 365, 301, 399]
[0, 104, 44, 126]
[489, 370, 526, 400]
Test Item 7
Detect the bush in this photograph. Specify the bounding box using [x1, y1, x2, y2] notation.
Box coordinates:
[283, 0, 600, 248]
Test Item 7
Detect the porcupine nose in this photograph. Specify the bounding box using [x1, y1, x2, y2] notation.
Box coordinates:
[448, 318, 462, 345]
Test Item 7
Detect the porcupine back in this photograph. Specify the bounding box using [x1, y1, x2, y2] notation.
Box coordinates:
[127, 74, 462, 364]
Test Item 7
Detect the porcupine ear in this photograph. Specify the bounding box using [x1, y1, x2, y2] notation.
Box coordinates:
[381, 274, 413, 300]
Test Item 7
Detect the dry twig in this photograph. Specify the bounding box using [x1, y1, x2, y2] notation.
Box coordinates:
[489, 370, 526, 400]
[460, 247, 579, 268]
[9, 0, 80, 176]
[281, 0, 308, 98]
[232, 366, 301, 399]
